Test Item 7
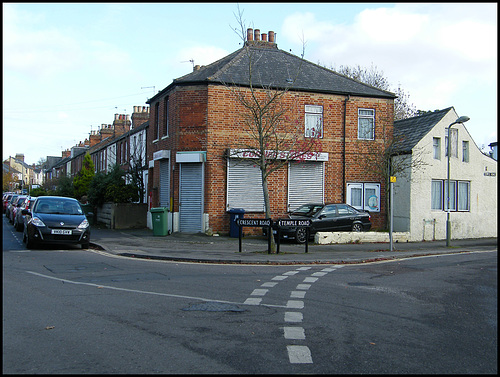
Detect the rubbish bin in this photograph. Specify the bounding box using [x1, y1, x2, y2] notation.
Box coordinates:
[151, 207, 169, 236]
[229, 208, 245, 238]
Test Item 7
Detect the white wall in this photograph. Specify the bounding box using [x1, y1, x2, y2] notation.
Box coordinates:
[394, 109, 497, 241]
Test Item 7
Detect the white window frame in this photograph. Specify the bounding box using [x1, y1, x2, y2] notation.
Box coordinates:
[462, 141, 469, 163]
[358, 109, 375, 140]
[433, 137, 441, 160]
[304, 105, 323, 138]
[432, 179, 470, 212]
[346, 182, 380, 212]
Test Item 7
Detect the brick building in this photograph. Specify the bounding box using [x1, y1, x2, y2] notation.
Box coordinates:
[146, 28, 395, 235]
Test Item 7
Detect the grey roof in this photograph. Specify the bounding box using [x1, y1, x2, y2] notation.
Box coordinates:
[393, 107, 454, 154]
[151, 43, 396, 101]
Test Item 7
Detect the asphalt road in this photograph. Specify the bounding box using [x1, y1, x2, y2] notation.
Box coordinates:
[3, 217, 497, 373]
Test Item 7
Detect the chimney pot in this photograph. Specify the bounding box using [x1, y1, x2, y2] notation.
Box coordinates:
[254, 29, 260, 41]
[193, 65, 200, 71]
[247, 28, 253, 41]
[114, 114, 119, 120]
[262, 33, 267, 42]
[269, 31, 275, 43]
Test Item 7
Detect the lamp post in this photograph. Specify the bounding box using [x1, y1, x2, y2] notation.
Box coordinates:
[446, 115, 470, 246]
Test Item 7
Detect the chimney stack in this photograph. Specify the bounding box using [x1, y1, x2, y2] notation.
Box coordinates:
[245, 28, 277, 48]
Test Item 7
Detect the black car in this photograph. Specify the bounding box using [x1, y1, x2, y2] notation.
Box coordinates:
[273, 203, 371, 243]
[23, 196, 91, 249]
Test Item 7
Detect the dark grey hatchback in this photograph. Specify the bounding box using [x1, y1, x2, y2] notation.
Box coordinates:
[275, 203, 371, 243]
[23, 196, 91, 249]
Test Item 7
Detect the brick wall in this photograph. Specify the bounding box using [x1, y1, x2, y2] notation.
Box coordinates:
[147, 84, 393, 234]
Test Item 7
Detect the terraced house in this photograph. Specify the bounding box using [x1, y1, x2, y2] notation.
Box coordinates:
[146, 28, 396, 235]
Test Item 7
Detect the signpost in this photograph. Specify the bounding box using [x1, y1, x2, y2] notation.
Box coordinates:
[276, 219, 312, 254]
[235, 218, 312, 254]
[236, 218, 272, 253]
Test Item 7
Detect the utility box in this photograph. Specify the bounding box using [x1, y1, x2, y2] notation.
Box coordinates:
[228, 208, 245, 238]
[151, 207, 169, 236]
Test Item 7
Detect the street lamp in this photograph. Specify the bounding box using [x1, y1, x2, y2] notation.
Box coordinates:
[446, 115, 470, 246]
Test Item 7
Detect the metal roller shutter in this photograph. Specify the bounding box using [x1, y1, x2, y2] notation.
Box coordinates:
[227, 159, 265, 212]
[179, 163, 203, 232]
[159, 160, 169, 208]
[288, 161, 324, 212]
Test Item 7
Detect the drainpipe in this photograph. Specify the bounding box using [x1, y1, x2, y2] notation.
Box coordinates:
[342, 95, 350, 203]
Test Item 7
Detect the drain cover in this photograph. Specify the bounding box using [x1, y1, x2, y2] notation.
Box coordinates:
[182, 302, 245, 312]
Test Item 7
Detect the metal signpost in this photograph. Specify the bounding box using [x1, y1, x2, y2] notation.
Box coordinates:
[276, 219, 312, 254]
[236, 218, 272, 253]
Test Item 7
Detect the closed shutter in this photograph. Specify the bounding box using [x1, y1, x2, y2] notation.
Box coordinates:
[179, 163, 203, 232]
[227, 159, 265, 212]
[159, 160, 169, 208]
[288, 161, 324, 212]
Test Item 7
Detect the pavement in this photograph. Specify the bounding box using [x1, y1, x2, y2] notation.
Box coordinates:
[89, 226, 498, 265]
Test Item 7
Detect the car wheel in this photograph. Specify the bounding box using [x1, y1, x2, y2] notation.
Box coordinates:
[295, 227, 307, 244]
[352, 223, 363, 232]
[25, 231, 36, 249]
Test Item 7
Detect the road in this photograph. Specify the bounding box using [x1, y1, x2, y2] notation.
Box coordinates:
[3, 217, 497, 373]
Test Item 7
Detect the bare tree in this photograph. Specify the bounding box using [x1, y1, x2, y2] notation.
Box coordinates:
[331, 63, 417, 120]
[225, 6, 321, 252]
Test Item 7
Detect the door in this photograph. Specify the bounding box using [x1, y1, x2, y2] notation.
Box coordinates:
[159, 160, 170, 208]
[179, 163, 203, 232]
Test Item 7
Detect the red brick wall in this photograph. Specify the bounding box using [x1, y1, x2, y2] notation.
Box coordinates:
[148, 84, 393, 234]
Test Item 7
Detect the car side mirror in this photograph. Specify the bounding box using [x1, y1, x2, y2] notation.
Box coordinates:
[318, 214, 326, 219]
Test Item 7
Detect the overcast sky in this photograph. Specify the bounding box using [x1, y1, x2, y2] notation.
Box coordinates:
[3, 2, 497, 165]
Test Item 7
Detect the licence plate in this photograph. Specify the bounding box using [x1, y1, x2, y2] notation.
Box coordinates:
[51, 229, 72, 235]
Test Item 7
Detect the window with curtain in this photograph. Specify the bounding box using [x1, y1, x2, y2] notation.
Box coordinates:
[458, 181, 470, 211]
[433, 137, 441, 160]
[462, 141, 469, 162]
[304, 105, 323, 138]
[346, 182, 380, 212]
[431, 180, 442, 210]
[444, 180, 456, 211]
[358, 109, 375, 140]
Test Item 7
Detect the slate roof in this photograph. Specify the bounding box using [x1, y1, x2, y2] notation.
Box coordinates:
[151, 43, 396, 101]
[393, 107, 454, 154]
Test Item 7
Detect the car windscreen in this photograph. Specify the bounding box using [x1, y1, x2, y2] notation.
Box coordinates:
[35, 199, 83, 215]
[291, 204, 324, 217]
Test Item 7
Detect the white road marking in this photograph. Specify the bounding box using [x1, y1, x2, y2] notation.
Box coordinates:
[287, 345, 313, 364]
[303, 277, 318, 283]
[311, 272, 327, 277]
[283, 271, 299, 275]
[286, 300, 304, 309]
[296, 267, 312, 271]
[290, 290, 306, 298]
[261, 282, 278, 287]
[296, 284, 312, 290]
[25, 271, 287, 308]
[272, 275, 288, 281]
[250, 289, 268, 296]
[284, 312, 303, 323]
[283, 326, 305, 340]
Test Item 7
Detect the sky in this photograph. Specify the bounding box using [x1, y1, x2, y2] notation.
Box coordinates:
[3, 2, 497, 165]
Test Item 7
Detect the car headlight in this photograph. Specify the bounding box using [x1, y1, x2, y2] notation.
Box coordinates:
[31, 217, 46, 227]
[78, 219, 90, 229]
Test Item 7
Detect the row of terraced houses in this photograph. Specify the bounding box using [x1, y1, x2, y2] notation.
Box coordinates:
[9, 28, 497, 241]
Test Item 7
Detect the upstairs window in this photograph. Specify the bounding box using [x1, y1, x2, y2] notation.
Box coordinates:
[154, 102, 160, 140]
[163, 97, 169, 138]
[304, 105, 323, 138]
[433, 137, 441, 160]
[445, 128, 458, 158]
[462, 141, 469, 162]
[358, 109, 375, 140]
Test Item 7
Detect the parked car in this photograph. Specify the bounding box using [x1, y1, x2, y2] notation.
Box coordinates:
[8, 195, 27, 224]
[5, 194, 20, 221]
[3, 192, 14, 213]
[23, 196, 91, 249]
[14, 196, 37, 231]
[270, 203, 371, 244]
